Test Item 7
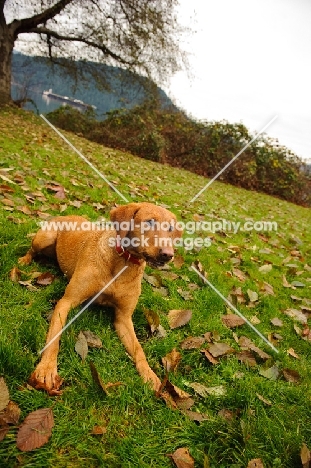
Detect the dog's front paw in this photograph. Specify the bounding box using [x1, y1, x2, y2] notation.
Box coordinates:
[29, 362, 63, 396]
[142, 367, 162, 393]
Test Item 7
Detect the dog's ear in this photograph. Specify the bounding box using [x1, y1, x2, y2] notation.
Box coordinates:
[110, 203, 141, 239]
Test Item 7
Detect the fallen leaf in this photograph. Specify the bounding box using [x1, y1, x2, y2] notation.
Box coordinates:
[218, 408, 235, 421]
[301, 443, 311, 468]
[282, 275, 292, 288]
[247, 289, 258, 302]
[291, 281, 305, 288]
[91, 425, 107, 435]
[159, 379, 193, 410]
[9, 266, 22, 282]
[0, 378, 9, 412]
[282, 368, 301, 384]
[256, 393, 272, 406]
[201, 348, 219, 365]
[260, 281, 275, 295]
[208, 342, 234, 358]
[287, 348, 300, 359]
[16, 408, 54, 452]
[36, 271, 55, 286]
[89, 361, 108, 394]
[177, 288, 193, 301]
[239, 336, 270, 360]
[173, 254, 185, 269]
[236, 350, 257, 367]
[75, 331, 88, 361]
[169, 447, 194, 468]
[270, 318, 283, 327]
[18, 280, 38, 291]
[258, 264, 272, 273]
[168, 310, 192, 329]
[184, 410, 209, 423]
[283, 308, 307, 324]
[259, 364, 280, 380]
[82, 330, 103, 348]
[232, 268, 247, 282]
[162, 348, 181, 373]
[143, 309, 160, 333]
[247, 459, 264, 468]
[180, 336, 206, 350]
[0, 401, 21, 425]
[188, 382, 226, 397]
[222, 314, 245, 328]
[143, 273, 162, 288]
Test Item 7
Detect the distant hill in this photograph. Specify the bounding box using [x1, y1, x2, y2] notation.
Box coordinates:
[11, 51, 175, 117]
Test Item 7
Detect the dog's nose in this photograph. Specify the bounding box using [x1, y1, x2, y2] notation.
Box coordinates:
[159, 247, 174, 261]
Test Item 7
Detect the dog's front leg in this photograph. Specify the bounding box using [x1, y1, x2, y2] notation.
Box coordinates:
[114, 308, 161, 392]
[29, 296, 74, 395]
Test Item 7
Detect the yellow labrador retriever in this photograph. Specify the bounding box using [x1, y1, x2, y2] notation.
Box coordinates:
[19, 202, 182, 395]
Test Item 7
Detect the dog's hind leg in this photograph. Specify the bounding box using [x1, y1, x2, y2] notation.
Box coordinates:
[18, 228, 58, 265]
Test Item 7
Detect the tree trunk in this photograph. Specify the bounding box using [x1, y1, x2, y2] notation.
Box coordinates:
[0, 13, 15, 106]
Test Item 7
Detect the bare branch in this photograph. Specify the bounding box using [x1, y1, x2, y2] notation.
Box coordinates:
[9, 0, 74, 36]
[28, 26, 132, 65]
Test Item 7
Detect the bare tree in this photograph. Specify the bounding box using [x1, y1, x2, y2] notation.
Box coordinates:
[0, 0, 186, 105]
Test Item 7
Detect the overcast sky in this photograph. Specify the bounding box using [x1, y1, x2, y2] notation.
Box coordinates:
[164, 0, 311, 161]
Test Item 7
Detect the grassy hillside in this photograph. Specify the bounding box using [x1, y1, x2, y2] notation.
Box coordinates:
[0, 107, 311, 467]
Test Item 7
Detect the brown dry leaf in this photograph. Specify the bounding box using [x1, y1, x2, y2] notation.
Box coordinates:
[0, 401, 21, 425]
[162, 348, 181, 373]
[169, 447, 194, 468]
[16, 408, 54, 452]
[232, 268, 246, 282]
[0, 378, 10, 412]
[282, 275, 292, 288]
[180, 336, 206, 350]
[9, 266, 22, 282]
[287, 348, 300, 359]
[143, 309, 160, 333]
[238, 336, 270, 360]
[173, 254, 185, 269]
[282, 368, 301, 384]
[36, 272, 55, 286]
[260, 281, 275, 296]
[159, 379, 193, 410]
[184, 410, 209, 423]
[82, 330, 102, 348]
[256, 393, 272, 406]
[201, 348, 219, 365]
[208, 342, 234, 358]
[168, 310, 192, 329]
[222, 314, 245, 328]
[177, 288, 193, 301]
[218, 408, 235, 421]
[89, 361, 108, 394]
[301, 443, 311, 468]
[236, 350, 257, 367]
[18, 280, 38, 291]
[247, 459, 264, 468]
[75, 331, 88, 362]
[17, 205, 32, 215]
[270, 317, 283, 327]
[143, 273, 162, 288]
[91, 425, 107, 435]
[283, 308, 307, 324]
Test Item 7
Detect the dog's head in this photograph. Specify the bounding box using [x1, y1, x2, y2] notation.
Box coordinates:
[110, 202, 183, 268]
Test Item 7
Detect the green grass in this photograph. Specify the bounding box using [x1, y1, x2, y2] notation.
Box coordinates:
[0, 107, 311, 467]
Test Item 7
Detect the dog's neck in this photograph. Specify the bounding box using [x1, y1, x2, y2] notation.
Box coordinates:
[115, 241, 142, 265]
